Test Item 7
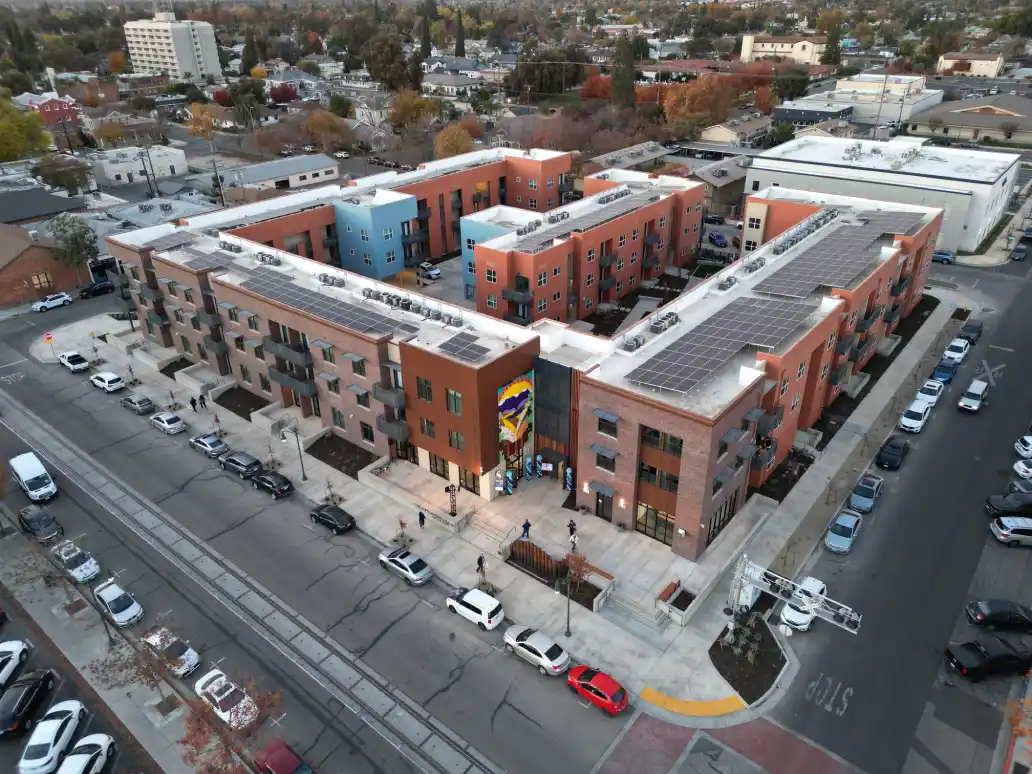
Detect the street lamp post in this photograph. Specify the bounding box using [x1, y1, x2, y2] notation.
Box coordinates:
[564, 567, 572, 637]
[280, 424, 307, 481]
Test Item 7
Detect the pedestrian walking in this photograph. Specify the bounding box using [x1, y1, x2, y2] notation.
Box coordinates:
[521, 519, 531, 539]
[567, 519, 577, 537]
[198, 394, 207, 409]
[189, 397, 197, 412]
[569, 532, 579, 553]
[476, 554, 485, 574]
[418, 510, 426, 529]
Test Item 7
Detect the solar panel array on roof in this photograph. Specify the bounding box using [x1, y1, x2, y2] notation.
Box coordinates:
[626, 297, 816, 395]
[180, 247, 233, 272]
[517, 191, 659, 253]
[239, 270, 419, 337]
[754, 210, 925, 299]
[439, 331, 491, 363]
[144, 232, 198, 252]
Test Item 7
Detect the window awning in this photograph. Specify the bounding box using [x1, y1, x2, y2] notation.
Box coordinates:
[182, 311, 197, 319]
[744, 407, 765, 422]
[217, 301, 236, 310]
[588, 480, 615, 497]
[238, 310, 256, 319]
[715, 467, 738, 485]
[156, 277, 172, 285]
[592, 408, 620, 423]
[164, 303, 179, 311]
[722, 427, 747, 444]
[243, 339, 261, 348]
[738, 443, 758, 460]
[342, 352, 364, 362]
[537, 447, 566, 463]
[224, 331, 242, 340]
[383, 359, 401, 370]
[346, 384, 368, 395]
[590, 444, 617, 460]
[316, 371, 339, 382]
[310, 339, 333, 349]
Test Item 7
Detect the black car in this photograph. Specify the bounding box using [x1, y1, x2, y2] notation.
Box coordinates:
[875, 435, 910, 469]
[985, 493, 1032, 517]
[0, 669, 55, 737]
[1010, 480, 1032, 495]
[702, 213, 725, 225]
[252, 471, 293, 499]
[944, 637, 1032, 681]
[18, 506, 63, 543]
[966, 599, 1032, 632]
[79, 280, 114, 299]
[958, 318, 983, 344]
[310, 505, 355, 534]
[217, 451, 263, 479]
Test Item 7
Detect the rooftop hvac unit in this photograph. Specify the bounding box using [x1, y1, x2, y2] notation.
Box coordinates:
[265, 255, 281, 265]
[431, 310, 443, 320]
[389, 295, 401, 307]
[713, 168, 728, 177]
[362, 288, 373, 298]
[422, 308, 432, 319]
[772, 244, 786, 255]
[331, 277, 346, 287]
[450, 315, 462, 326]
[138, 203, 153, 212]
[400, 299, 412, 311]
[318, 273, 332, 284]
[663, 312, 679, 325]
[622, 334, 645, 352]
[204, 228, 219, 237]
[441, 314, 452, 325]
[159, 203, 173, 212]
[372, 291, 383, 301]
[411, 303, 422, 314]
[227, 244, 242, 253]
[650, 318, 668, 334]
[744, 262, 760, 273]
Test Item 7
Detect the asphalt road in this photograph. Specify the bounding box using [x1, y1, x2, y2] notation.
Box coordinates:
[0, 601, 153, 774]
[771, 271, 1032, 773]
[0, 305, 625, 774]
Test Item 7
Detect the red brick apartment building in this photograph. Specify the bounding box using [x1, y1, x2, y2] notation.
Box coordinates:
[469, 169, 704, 325]
[106, 152, 941, 561]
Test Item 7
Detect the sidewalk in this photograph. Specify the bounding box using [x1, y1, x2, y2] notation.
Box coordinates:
[0, 504, 195, 774]
[27, 294, 963, 722]
[955, 195, 1032, 267]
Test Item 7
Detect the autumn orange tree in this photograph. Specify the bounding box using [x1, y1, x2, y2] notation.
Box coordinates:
[107, 51, 127, 74]
[458, 114, 485, 139]
[579, 74, 612, 100]
[662, 76, 735, 134]
[754, 85, 777, 114]
[435, 123, 474, 158]
[179, 682, 281, 774]
[305, 111, 355, 153]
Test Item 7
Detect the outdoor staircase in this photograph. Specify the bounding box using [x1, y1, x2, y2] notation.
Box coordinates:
[603, 589, 671, 632]
[469, 516, 510, 548]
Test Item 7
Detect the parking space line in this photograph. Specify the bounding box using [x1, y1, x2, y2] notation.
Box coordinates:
[269, 712, 287, 727]
[0, 359, 27, 370]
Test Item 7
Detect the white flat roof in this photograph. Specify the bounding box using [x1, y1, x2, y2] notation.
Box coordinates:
[755, 136, 1020, 185]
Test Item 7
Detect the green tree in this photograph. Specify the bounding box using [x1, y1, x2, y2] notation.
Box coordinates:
[821, 26, 842, 66]
[585, 7, 598, 26]
[455, 11, 465, 58]
[299, 60, 320, 76]
[0, 100, 48, 161]
[241, 27, 259, 74]
[420, 2, 432, 58]
[49, 213, 98, 286]
[229, 77, 265, 105]
[233, 93, 259, 130]
[611, 35, 636, 109]
[774, 67, 809, 101]
[768, 121, 795, 147]
[364, 33, 409, 92]
[0, 71, 34, 97]
[33, 154, 92, 195]
[329, 94, 355, 119]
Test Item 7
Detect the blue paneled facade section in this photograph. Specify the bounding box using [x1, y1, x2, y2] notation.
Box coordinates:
[333, 196, 417, 280]
[459, 216, 515, 301]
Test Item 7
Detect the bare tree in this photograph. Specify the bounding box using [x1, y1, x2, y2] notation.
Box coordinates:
[88, 637, 174, 699]
[179, 681, 282, 774]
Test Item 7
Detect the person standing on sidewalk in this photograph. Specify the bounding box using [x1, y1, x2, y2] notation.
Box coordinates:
[569, 532, 579, 553]
[198, 394, 207, 410]
[418, 510, 426, 529]
[189, 397, 197, 412]
[567, 519, 577, 537]
[521, 519, 531, 539]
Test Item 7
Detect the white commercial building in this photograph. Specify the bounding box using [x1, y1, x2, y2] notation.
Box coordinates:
[739, 34, 827, 65]
[745, 137, 1020, 252]
[124, 12, 221, 83]
[784, 77, 943, 125]
[90, 146, 189, 187]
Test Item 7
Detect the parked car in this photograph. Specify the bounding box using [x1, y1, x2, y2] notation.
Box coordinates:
[142, 627, 200, 678]
[17, 699, 86, 774]
[257, 740, 313, 774]
[566, 666, 628, 715]
[897, 400, 931, 433]
[217, 451, 262, 479]
[931, 250, 955, 264]
[18, 506, 63, 543]
[119, 393, 153, 414]
[78, 280, 114, 299]
[54, 734, 116, 774]
[1014, 460, 1032, 480]
[0, 640, 29, 689]
[825, 511, 862, 554]
[779, 576, 827, 631]
[251, 471, 294, 499]
[0, 669, 55, 738]
[31, 293, 73, 312]
[1010, 479, 1032, 495]
[958, 318, 983, 344]
[194, 669, 258, 730]
[417, 261, 442, 280]
[377, 547, 434, 585]
[149, 412, 186, 435]
[446, 587, 505, 631]
[57, 352, 89, 373]
[1016, 437, 1032, 459]
[942, 338, 971, 363]
[94, 578, 144, 627]
[848, 473, 884, 513]
[309, 505, 355, 534]
[875, 435, 910, 469]
[932, 359, 959, 383]
[957, 379, 989, 412]
[333, 150, 350, 160]
[702, 213, 726, 225]
[89, 372, 124, 392]
[503, 625, 571, 675]
[707, 232, 729, 248]
[51, 540, 99, 583]
[914, 379, 945, 407]
[1013, 247, 1028, 262]
[966, 599, 1032, 632]
[944, 637, 1032, 681]
[301, 144, 315, 153]
[990, 516, 1032, 546]
[189, 434, 229, 458]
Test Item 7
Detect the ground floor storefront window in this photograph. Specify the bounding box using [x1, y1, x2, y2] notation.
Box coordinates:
[636, 503, 675, 546]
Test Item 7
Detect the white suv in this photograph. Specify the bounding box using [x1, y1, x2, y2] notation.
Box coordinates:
[446, 587, 504, 630]
[32, 293, 73, 312]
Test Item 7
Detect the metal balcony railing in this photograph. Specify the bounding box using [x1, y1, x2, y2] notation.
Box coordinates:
[262, 336, 313, 368]
[600, 276, 616, 290]
[202, 335, 228, 355]
[138, 284, 162, 301]
[372, 383, 406, 410]
[644, 233, 660, 246]
[502, 287, 533, 304]
[106, 271, 128, 287]
[417, 206, 431, 220]
[756, 404, 784, 436]
[884, 305, 902, 325]
[196, 308, 222, 327]
[376, 415, 410, 443]
[146, 310, 168, 327]
[835, 333, 858, 356]
[503, 314, 531, 326]
[891, 276, 910, 297]
[829, 364, 850, 386]
[751, 439, 778, 471]
[600, 252, 617, 268]
[268, 367, 317, 398]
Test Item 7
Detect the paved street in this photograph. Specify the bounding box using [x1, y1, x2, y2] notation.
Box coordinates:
[0, 304, 625, 773]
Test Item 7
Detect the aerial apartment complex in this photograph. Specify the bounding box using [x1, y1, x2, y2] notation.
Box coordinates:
[107, 148, 942, 561]
[123, 12, 222, 83]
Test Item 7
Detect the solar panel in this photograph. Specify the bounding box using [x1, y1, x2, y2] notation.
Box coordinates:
[439, 331, 491, 363]
[180, 247, 231, 272]
[755, 210, 925, 299]
[144, 232, 197, 252]
[626, 297, 816, 395]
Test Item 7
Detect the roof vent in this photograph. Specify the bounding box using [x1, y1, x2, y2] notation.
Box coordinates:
[717, 276, 738, 291]
[431, 310, 443, 320]
[450, 315, 462, 326]
[622, 334, 645, 352]
[159, 203, 173, 212]
[331, 276, 346, 287]
[362, 288, 373, 298]
[422, 307, 432, 319]
[400, 299, 412, 311]
[318, 273, 332, 284]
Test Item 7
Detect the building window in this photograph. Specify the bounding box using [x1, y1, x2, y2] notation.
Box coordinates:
[596, 452, 616, 473]
[659, 216, 666, 228]
[129, 267, 139, 281]
[352, 358, 366, 377]
[528, 198, 537, 208]
[332, 407, 345, 428]
[752, 181, 760, 191]
[587, 248, 595, 262]
[227, 308, 239, 323]
[449, 430, 465, 450]
[616, 281, 623, 292]
[597, 416, 617, 437]
[827, 334, 835, 349]
[383, 227, 394, 240]
[638, 463, 679, 493]
[630, 252, 637, 263]
[363, 254, 372, 265]
[547, 198, 554, 208]
[323, 347, 335, 364]
[584, 297, 593, 310]
[421, 417, 435, 437]
[528, 179, 537, 190]
[487, 294, 497, 309]
[356, 391, 370, 408]
[797, 362, 805, 379]
[486, 269, 497, 283]
[547, 177, 555, 188]
[361, 422, 374, 442]
[537, 298, 547, 313]
[360, 229, 370, 242]
[821, 364, 829, 380]
[552, 265, 561, 276]
[640, 426, 683, 456]
[792, 394, 800, 412]
[617, 257, 625, 270]
[467, 260, 475, 274]
[693, 222, 701, 234]
[780, 377, 789, 395]
[254, 345, 264, 359]
[632, 228, 639, 241]
[466, 238, 476, 250]
[385, 250, 397, 264]
[537, 271, 547, 287]
[745, 240, 757, 251]
[516, 195, 521, 203]
[180, 335, 192, 353]
[748, 217, 761, 229]
[849, 311, 857, 327]
[327, 378, 340, 395]
[182, 287, 194, 304]
[248, 315, 260, 331]
[417, 377, 433, 402]
[629, 275, 636, 286]
[636, 504, 675, 546]
[619, 234, 626, 247]
[552, 291, 561, 302]
[718, 439, 728, 457]
[173, 309, 184, 324]
[234, 337, 245, 351]
[191, 317, 201, 331]
[258, 373, 271, 392]
[446, 388, 463, 415]
[712, 477, 723, 496]
[239, 364, 251, 383]
[166, 283, 178, 297]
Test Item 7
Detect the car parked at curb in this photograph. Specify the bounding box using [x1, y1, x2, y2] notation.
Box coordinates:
[18, 506, 63, 543]
[31, 294, 72, 312]
[503, 625, 571, 675]
[825, 510, 863, 554]
[1015, 436, 1032, 459]
[931, 250, 955, 264]
[54, 734, 116, 774]
[942, 338, 971, 364]
[142, 627, 200, 678]
[195, 669, 259, 730]
[119, 394, 153, 415]
[149, 412, 186, 435]
[217, 451, 262, 479]
[189, 434, 229, 458]
[944, 637, 1032, 681]
[898, 400, 931, 433]
[780, 576, 827, 632]
[78, 280, 114, 299]
[0, 640, 29, 689]
[251, 471, 294, 499]
[702, 213, 725, 225]
[0, 668, 55, 738]
[89, 372, 124, 392]
[991, 516, 1032, 546]
[446, 587, 504, 631]
[378, 547, 434, 585]
[958, 318, 983, 344]
[876, 435, 910, 469]
[57, 352, 89, 373]
[257, 739, 313, 774]
[914, 379, 945, 407]
[17, 699, 86, 774]
[707, 232, 728, 248]
[51, 540, 99, 583]
[309, 505, 355, 534]
[94, 578, 143, 627]
[566, 666, 628, 715]
[848, 473, 884, 513]
[932, 359, 959, 383]
[1013, 460, 1032, 480]
[966, 599, 1032, 632]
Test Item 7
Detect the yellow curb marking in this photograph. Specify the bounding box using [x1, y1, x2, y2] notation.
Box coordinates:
[640, 687, 746, 717]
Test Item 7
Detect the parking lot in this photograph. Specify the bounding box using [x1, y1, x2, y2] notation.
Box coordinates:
[0, 598, 151, 774]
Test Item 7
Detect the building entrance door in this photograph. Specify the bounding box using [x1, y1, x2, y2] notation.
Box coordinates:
[595, 492, 613, 522]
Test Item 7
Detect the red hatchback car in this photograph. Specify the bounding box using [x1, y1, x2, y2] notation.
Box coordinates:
[566, 665, 628, 715]
[256, 739, 314, 774]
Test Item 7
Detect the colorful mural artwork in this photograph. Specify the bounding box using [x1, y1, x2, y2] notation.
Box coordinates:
[498, 373, 534, 449]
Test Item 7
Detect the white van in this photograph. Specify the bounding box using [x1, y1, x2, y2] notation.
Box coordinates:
[10, 452, 57, 501]
[446, 587, 505, 630]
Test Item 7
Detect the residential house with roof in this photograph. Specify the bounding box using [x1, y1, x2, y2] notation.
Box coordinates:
[90, 146, 188, 187]
[740, 34, 827, 65]
[52, 72, 119, 106]
[355, 93, 392, 130]
[700, 115, 773, 147]
[689, 156, 750, 218]
[13, 92, 79, 127]
[423, 57, 488, 80]
[936, 51, 1005, 77]
[117, 73, 170, 99]
[907, 95, 1032, 145]
[0, 225, 83, 306]
[795, 119, 860, 140]
[423, 73, 479, 98]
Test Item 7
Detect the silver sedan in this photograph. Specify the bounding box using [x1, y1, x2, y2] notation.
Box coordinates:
[377, 547, 434, 585]
[825, 509, 863, 554]
[502, 625, 571, 676]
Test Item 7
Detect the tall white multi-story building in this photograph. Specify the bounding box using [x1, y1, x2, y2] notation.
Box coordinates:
[124, 12, 221, 83]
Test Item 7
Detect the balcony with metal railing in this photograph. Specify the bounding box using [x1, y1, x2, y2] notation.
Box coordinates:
[372, 383, 406, 410]
[644, 233, 660, 246]
[262, 336, 313, 368]
[600, 252, 617, 268]
[146, 310, 169, 327]
[756, 404, 784, 436]
[376, 414, 410, 443]
[855, 306, 883, 333]
[196, 309, 221, 327]
[891, 276, 910, 297]
[503, 314, 532, 326]
[203, 335, 229, 355]
[751, 439, 778, 471]
[268, 366, 317, 398]
[884, 305, 902, 325]
[835, 332, 859, 357]
[138, 284, 162, 301]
